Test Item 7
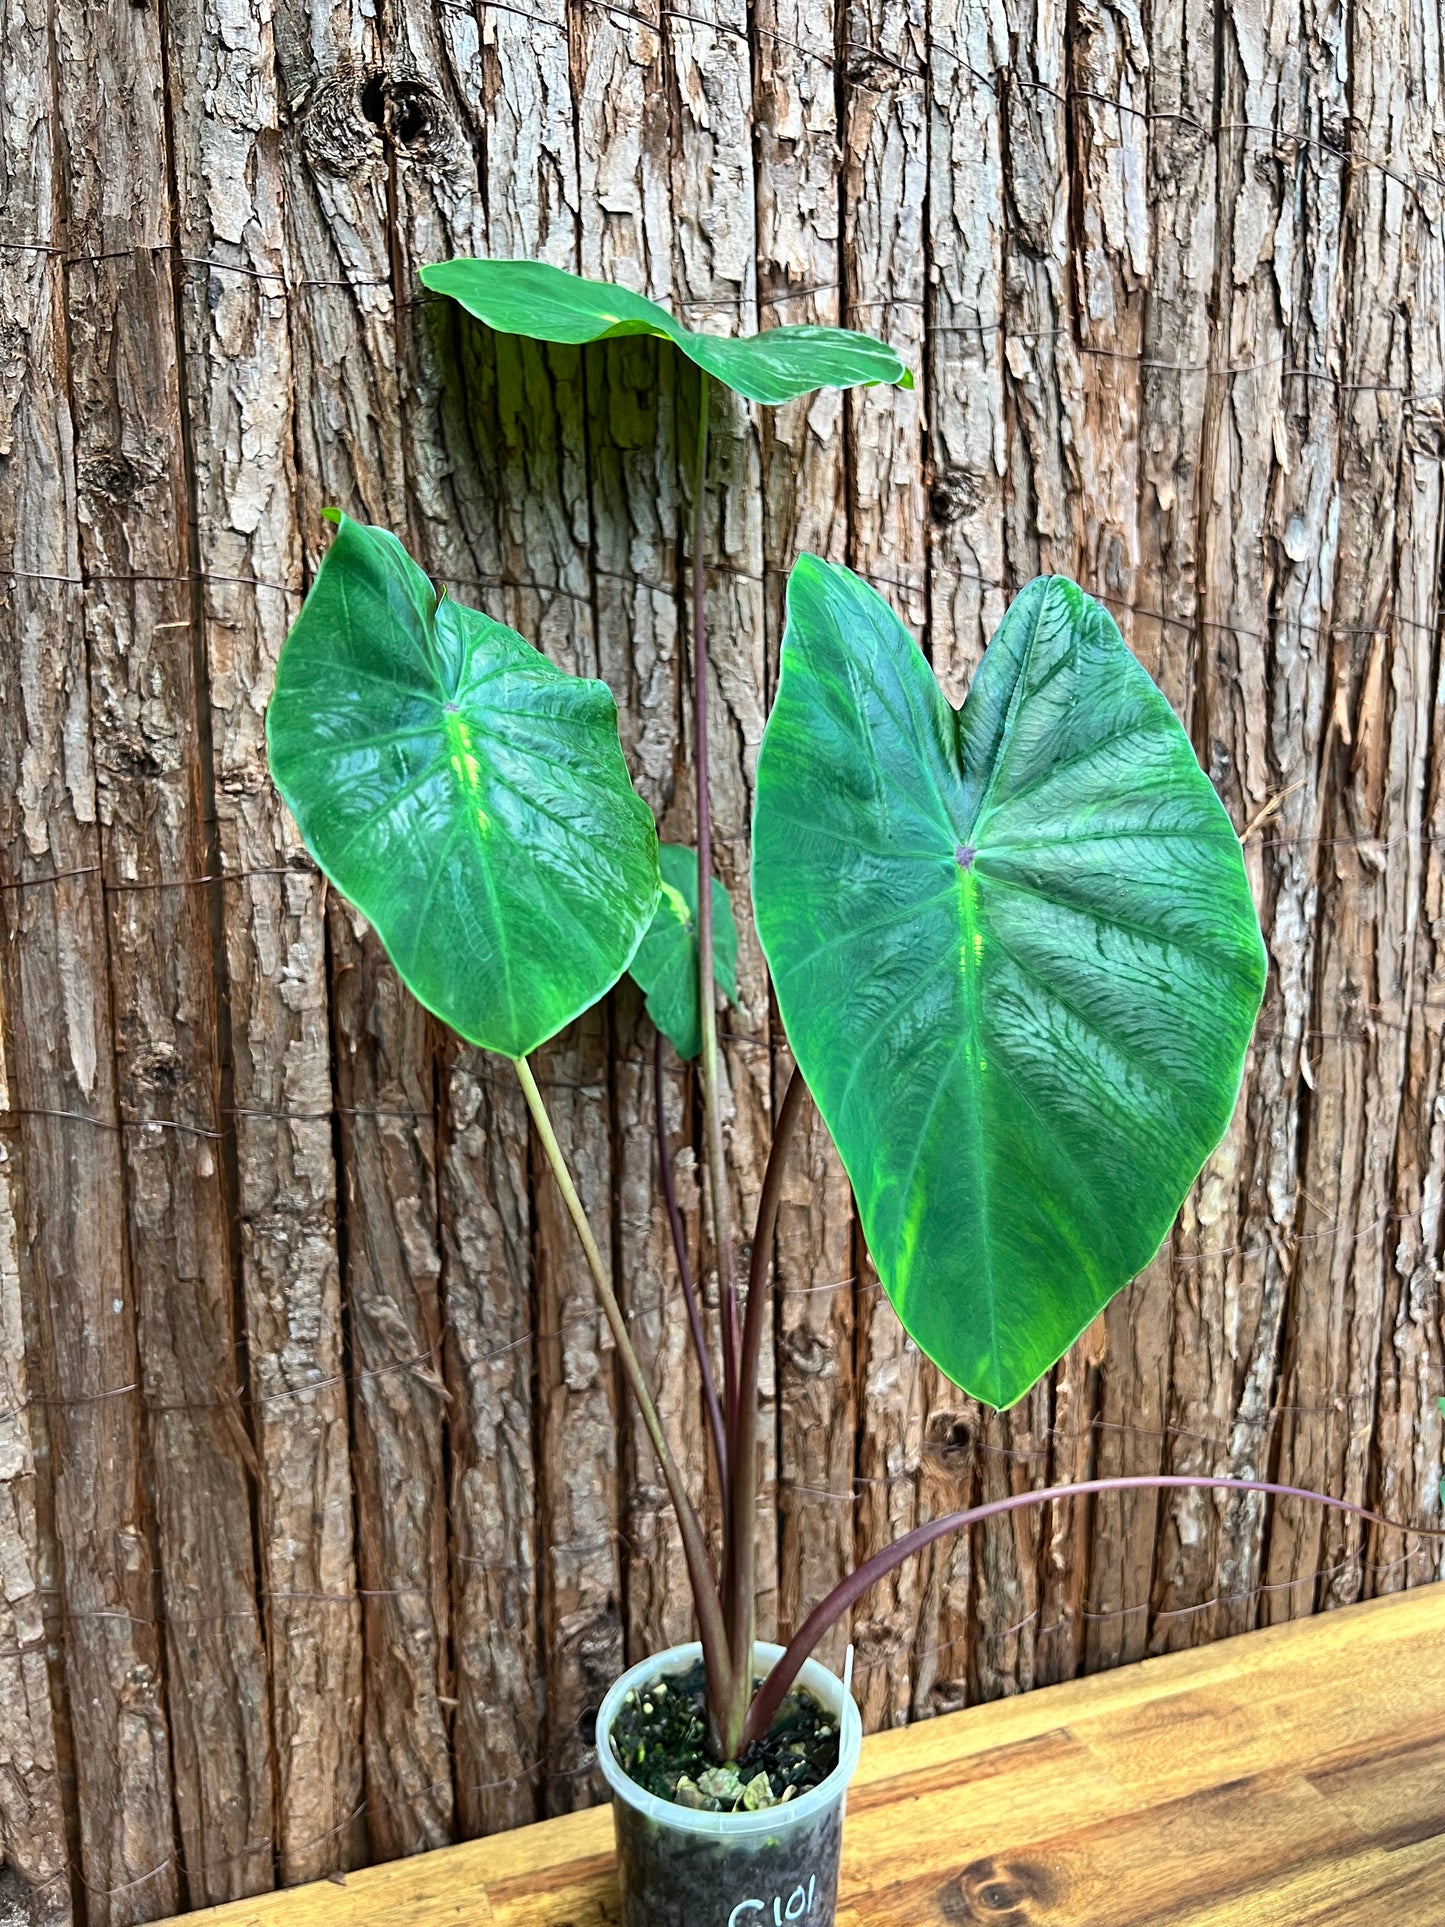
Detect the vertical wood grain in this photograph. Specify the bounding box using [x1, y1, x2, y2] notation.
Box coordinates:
[55, 0, 276, 1900]
[329, 923, 453, 1857]
[0, 9, 96, 1924]
[841, 0, 936, 1734]
[0, 1088, 69, 1924]
[0, 5, 179, 1916]
[752, 0, 858, 1675]
[438, 1046, 538, 1837]
[1156, 0, 1345, 1651]
[280, 0, 461, 1860]
[1084, 0, 1217, 1673]
[162, 0, 362, 1881]
[1377, 0, 1445, 1596]
[1262, 0, 1429, 1624]
[665, 0, 780, 1638]
[385, 0, 543, 1843]
[566, 0, 705, 1666]
[3, 5, 1445, 1912]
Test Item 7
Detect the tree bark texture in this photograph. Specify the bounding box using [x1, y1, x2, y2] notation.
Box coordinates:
[1, 0, 1442, 1916]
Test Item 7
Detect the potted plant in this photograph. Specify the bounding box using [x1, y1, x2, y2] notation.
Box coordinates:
[265, 262, 1434, 1927]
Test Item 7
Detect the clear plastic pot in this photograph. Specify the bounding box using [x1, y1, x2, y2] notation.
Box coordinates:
[596, 1640, 863, 1927]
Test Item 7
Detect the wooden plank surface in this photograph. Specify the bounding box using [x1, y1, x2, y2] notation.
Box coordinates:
[158, 1583, 1444, 1927]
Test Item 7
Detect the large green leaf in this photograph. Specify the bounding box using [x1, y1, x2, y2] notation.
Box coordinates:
[266, 512, 659, 1059]
[752, 559, 1266, 1409]
[629, 844, 739, 1061]
[419, 257, 912, 406]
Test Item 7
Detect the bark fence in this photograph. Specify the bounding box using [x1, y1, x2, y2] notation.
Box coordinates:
[1, 0, 1443, 1921]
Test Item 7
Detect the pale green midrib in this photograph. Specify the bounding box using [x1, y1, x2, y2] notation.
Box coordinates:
[448, 708, 644, 1044]
[954, 864, 999, 1390]
[437, 700, 525, 1047]
[465, 808, 521, 1049]
[443, 709, 489, 820]
[887, 1014, 974, 1339]
[658, 880, 692, 930]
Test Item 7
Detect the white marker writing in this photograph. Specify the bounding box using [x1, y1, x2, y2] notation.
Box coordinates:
[729, 1871, 817, 1927]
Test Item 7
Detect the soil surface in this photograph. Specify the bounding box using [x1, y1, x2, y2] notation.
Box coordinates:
[608, 1658, 841, 1810]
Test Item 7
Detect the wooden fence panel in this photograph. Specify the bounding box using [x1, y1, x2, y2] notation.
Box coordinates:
[2, 0, 1442, 1916]
[58, 0, 273, 1902]
[754, 0, 859, 1694]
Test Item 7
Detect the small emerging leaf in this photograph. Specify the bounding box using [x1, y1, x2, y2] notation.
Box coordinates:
[266, 513, 659, 1058]
[629, 844, 738, 1060]
[753, 558, 1267, 1410]
[696, 1765, 746, 1808]
[741, 1772, 778, 1811]
[419, 257, 913, 407]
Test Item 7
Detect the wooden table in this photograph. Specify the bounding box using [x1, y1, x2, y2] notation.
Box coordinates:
[167, 1585, 1445, 1926]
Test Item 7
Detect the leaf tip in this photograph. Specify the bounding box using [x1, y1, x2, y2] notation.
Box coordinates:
[791, 549, 829, 583]
[321, 506, 343, 528]
[897, 364, 916, 391]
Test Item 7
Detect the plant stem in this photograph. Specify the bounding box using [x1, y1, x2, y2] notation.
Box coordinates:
[513, 1053, 734, 1730]
[737, 1472, 1445, 1749]
[655, 1030, 728, 1488]
[690, 369, 739, 1439]
[720, 1065, 807, 1754]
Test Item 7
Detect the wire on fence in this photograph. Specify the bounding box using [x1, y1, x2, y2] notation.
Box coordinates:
[11, 1523, 1438, 1909]
[0, 1186, 1439, 1435]
[4, 241, 1441, 407]
[7, 551, 1442, 666]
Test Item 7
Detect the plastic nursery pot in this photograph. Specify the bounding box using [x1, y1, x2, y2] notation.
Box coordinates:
[596, 1639, 864, 1927]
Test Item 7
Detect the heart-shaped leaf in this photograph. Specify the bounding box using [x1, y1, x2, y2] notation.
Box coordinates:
[629, 844, 739, 1061]
[419, 257, 912, 407]
[752, 558, 1267, 1409]
[266, 512, 659, 1059]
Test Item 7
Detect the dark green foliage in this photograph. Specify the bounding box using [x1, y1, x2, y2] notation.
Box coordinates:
[266, 512, 658, 1059]
[752, 559, 1267, 1407]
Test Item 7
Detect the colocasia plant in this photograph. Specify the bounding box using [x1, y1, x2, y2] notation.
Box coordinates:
[267, 261, 1439, 1914]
